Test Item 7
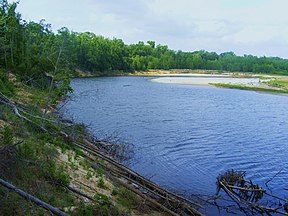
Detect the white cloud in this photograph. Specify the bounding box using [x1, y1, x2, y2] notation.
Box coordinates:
[16, 0, 288, 58]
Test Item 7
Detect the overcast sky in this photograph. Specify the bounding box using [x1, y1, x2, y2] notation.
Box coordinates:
[16, 0, 288, 58]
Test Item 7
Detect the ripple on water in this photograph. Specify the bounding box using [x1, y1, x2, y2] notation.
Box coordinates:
[62, 77, 288, 214]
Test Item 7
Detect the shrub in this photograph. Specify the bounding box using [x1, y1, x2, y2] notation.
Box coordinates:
[1, 126, 14, 146]
[98, 175, 106, 188]
[116, 187, 139, 210]
[0, 70, 15, 97]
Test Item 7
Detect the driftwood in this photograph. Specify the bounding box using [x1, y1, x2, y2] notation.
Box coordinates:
[106, 162, 202, 213]
[82, 139, 202, 205]
[41, 128, 203, 215]
[220, 181, 288, 216]
[0, 178, 68, 216]
[265, 169, 284, 187]
[0, 90, 202, 215]
[217, 170, 288, 216]
[117, 177, 180, 216]
[72, 140, 203, 216]
[66, 185, 107, 205]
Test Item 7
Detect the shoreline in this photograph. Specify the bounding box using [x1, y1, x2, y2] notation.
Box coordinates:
[145, 72, 288, 95]
[74, 69, 287, 78]
[74, 69, 288, 94]
[150, 76, 260, 86]
[0, 77, 203, 215]
[210, 83, 288, 95]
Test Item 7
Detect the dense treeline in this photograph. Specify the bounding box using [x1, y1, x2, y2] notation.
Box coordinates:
[1, 0, 288, 83]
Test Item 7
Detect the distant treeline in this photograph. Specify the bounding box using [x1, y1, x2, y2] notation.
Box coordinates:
[1, 0, 288, 82]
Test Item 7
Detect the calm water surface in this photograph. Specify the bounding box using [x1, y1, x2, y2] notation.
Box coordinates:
[62, 77, 288, 214]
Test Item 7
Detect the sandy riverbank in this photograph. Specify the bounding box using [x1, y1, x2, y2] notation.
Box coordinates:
[151, 75, 261, 86]
[151, 74, 288, 94]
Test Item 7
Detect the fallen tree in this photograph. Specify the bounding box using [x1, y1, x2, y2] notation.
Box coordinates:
[217, 170, 288, 215]
[70, 138, 204, 216]
[0, 178, 68, 216]
[1, 90, 203, 215]
[0, 92, 48, 133]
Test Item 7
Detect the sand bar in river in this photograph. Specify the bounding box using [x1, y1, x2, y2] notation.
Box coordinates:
[151, 74, 261, 86]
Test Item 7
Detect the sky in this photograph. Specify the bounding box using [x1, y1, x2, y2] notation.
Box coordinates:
[16, 0, 288, 58]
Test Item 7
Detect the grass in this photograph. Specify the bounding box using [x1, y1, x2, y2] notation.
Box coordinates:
[116, 187, 139, 210]
[0, 79, 145, 216]
[211, 82, 288, 94]
[0, 79, 93, 215]
[265, 78, 288, 89]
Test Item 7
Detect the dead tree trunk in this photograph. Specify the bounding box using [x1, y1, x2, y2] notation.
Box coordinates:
[0, 91, 48, 133]
[0, 178, 68, 216]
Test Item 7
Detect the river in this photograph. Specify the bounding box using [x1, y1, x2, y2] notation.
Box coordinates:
[62, 76, 288, 215]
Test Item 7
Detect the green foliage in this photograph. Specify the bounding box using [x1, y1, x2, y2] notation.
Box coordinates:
[2, 0, 288, 81]
[42, 161, 70, 186]
[94, 192, 109, 202]
[98, 175, 106, 188]
[18, 137, 58, 158]
[17, 136, 69, 186]
[93, 193, 122, 216]
[55, 169, 70, 186]
[0, 189, 39, 216]
[65, 123, 87, 142]
[86, 169, 94, 180]
[0, 70, 15, 97]
[116, 187, 139, 210]
[212, 83, 288, 94]
[96, 168, 106, 188]
[72, 203, 120, 216]
[266, 78, 288, 89]
[79, 158, 91, 170]
[1, 125, 13, 146]
[1, 3, 288, 215]
[35, 133, 71, 152]
[111, 188, 118, 196]
[96, 167, 104, 176]
[75, 204, 95, 216]
[17, 141, 35, 158]
[75, 148, 84, 157]
[54, 78, 73, 98]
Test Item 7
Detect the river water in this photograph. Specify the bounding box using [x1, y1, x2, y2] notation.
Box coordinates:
[62, 76, 288, 215]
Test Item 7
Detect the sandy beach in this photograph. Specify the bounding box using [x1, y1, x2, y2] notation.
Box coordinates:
[151, 74, 261, 86]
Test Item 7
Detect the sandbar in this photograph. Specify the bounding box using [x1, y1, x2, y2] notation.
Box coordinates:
[151, 75, 260, 86]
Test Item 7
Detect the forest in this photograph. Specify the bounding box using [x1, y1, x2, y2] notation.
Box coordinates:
[1, 1, 288, 215]
[1, 0, 288, 85]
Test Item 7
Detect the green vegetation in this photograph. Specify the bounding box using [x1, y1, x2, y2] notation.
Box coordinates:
[0, 74, 140, 215]
[116, 187, 140, 210]
[1, 126, 13, 146]
[1, 0, 288, 215]
[210, 77, 288, 94]
[0, 103, 77, 215]
[1, 0, 288, 79]
[0, 1, 145, 213]
[211, 82, 288, 94]
[97, 175, 106, 188]
[265, 78, 288, 89]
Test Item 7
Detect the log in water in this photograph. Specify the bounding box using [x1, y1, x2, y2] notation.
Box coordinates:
[62, 76, 288, 215]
